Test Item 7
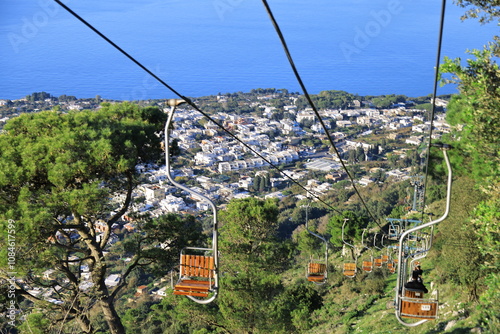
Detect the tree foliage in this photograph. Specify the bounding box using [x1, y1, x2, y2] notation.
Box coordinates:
[371, 94, 406, 109]
[295, 90, 355, 110]
[439, 9, 500, 327]
[0, 103, 200, 333]
[454, 0, 500, 23]
[216, 197, 319, 333]
[327, 211, 368, 247]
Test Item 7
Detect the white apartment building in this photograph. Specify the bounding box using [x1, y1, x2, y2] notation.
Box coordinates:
[159, 195, 186, 212]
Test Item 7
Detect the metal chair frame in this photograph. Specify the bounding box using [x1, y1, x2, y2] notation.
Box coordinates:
[395, 145, 452, 326]
[304, 202, 328, 285]
[165, 99, 219, 304]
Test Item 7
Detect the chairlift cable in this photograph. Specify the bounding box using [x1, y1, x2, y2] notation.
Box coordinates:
[53, 0, 186, 102]
[420, 0, 447, 222]
[53, 0, 342, 214]
[260, 0, 386, 233]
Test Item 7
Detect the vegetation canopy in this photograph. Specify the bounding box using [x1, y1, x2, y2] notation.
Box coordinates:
[0, 103, 202, 333]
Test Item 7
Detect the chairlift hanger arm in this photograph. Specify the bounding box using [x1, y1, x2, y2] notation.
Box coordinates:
[381, 234, 387, 248]
[361, 229, 372, 252]
[165, 101, 219, 304]
[395, 145, 452, 326]
[164, 101, 218, 218]
[303, 203, 329, 283]
[407, 226, 434, 260]
[341, 218, 355, 249]
[304, 203, 328, 244]
[373, 232, 382, 251]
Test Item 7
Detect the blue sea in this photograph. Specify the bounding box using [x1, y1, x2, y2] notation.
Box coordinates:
[0, 0, 498, 100]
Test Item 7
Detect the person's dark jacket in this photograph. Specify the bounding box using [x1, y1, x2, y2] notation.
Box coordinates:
[404, 280, 428, 293]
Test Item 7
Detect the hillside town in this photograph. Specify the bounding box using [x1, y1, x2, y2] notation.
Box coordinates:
[0, 89, 451, 304]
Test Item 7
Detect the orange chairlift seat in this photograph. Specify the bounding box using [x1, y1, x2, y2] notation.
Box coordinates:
[361, 229, 373, 273]
[380, 234, 391, 264]
[174, 251, 216, 298]
[373, 233, 384, 268]
[342, 218, 357, 278]
[399, 287, 438, 320]
[398, 256, 438, 319]
[165, 99, 219, 304]
[387, 250, 397, 273]
[304, 202, 328, 284]
[395, 143, 453, 326]
[362, 260, 373, 272]
[387, 261, 396, 274]
[362, 259, 374, 272]
[343, 262, 357, 278]
[307, 261, 327, 283]
[380, 235, 396, 273]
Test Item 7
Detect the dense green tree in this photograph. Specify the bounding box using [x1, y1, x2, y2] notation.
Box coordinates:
[253, 175, 261, 192]
[365, 199, 392, 219]
[0, 103, 200, 333]
[441, 45, 500, 181]
[26, 91, 53, 102]
[327, 211, 368, 247]
[270, 110, 284, 121]
[371, 169, 387, 183]
[300, 118, 314, 129]
[355, 146, 365, 162]
[58, 94, 77, 102]
[371, 94, 406, 109]
[347, 149, 357, 164]
[293, 225, 324, 258]
[270, 99, 285, 109]
[471, 187, 500, 331]
[455, 0, 500, 23]
[169, 138, 181, 157]
[217, 197, 294, 333]
[16, 312, 52, 333]
[438, 4, 500, 328]
[432, 177, 486, 300]
[271, 283, 323, 332]
[387, 153, 400, 169]
[258, 176, 267, 192]
[295, 90, 354, 110]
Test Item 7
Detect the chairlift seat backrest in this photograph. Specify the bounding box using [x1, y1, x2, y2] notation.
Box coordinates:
[400, 295, 438, 319]
[180, 254, 214, 278]
[308, 262, 326, 275]
[307, 262, 327, 282]
[174, 255, 216, 298]
[404, 288, 424, 298]
[362, 260, 373, 272]
[343, 262, 356, 277]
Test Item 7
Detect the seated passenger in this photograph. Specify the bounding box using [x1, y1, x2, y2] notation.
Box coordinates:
[404, 271, 428, 293]
[413, 265, 423, 283]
